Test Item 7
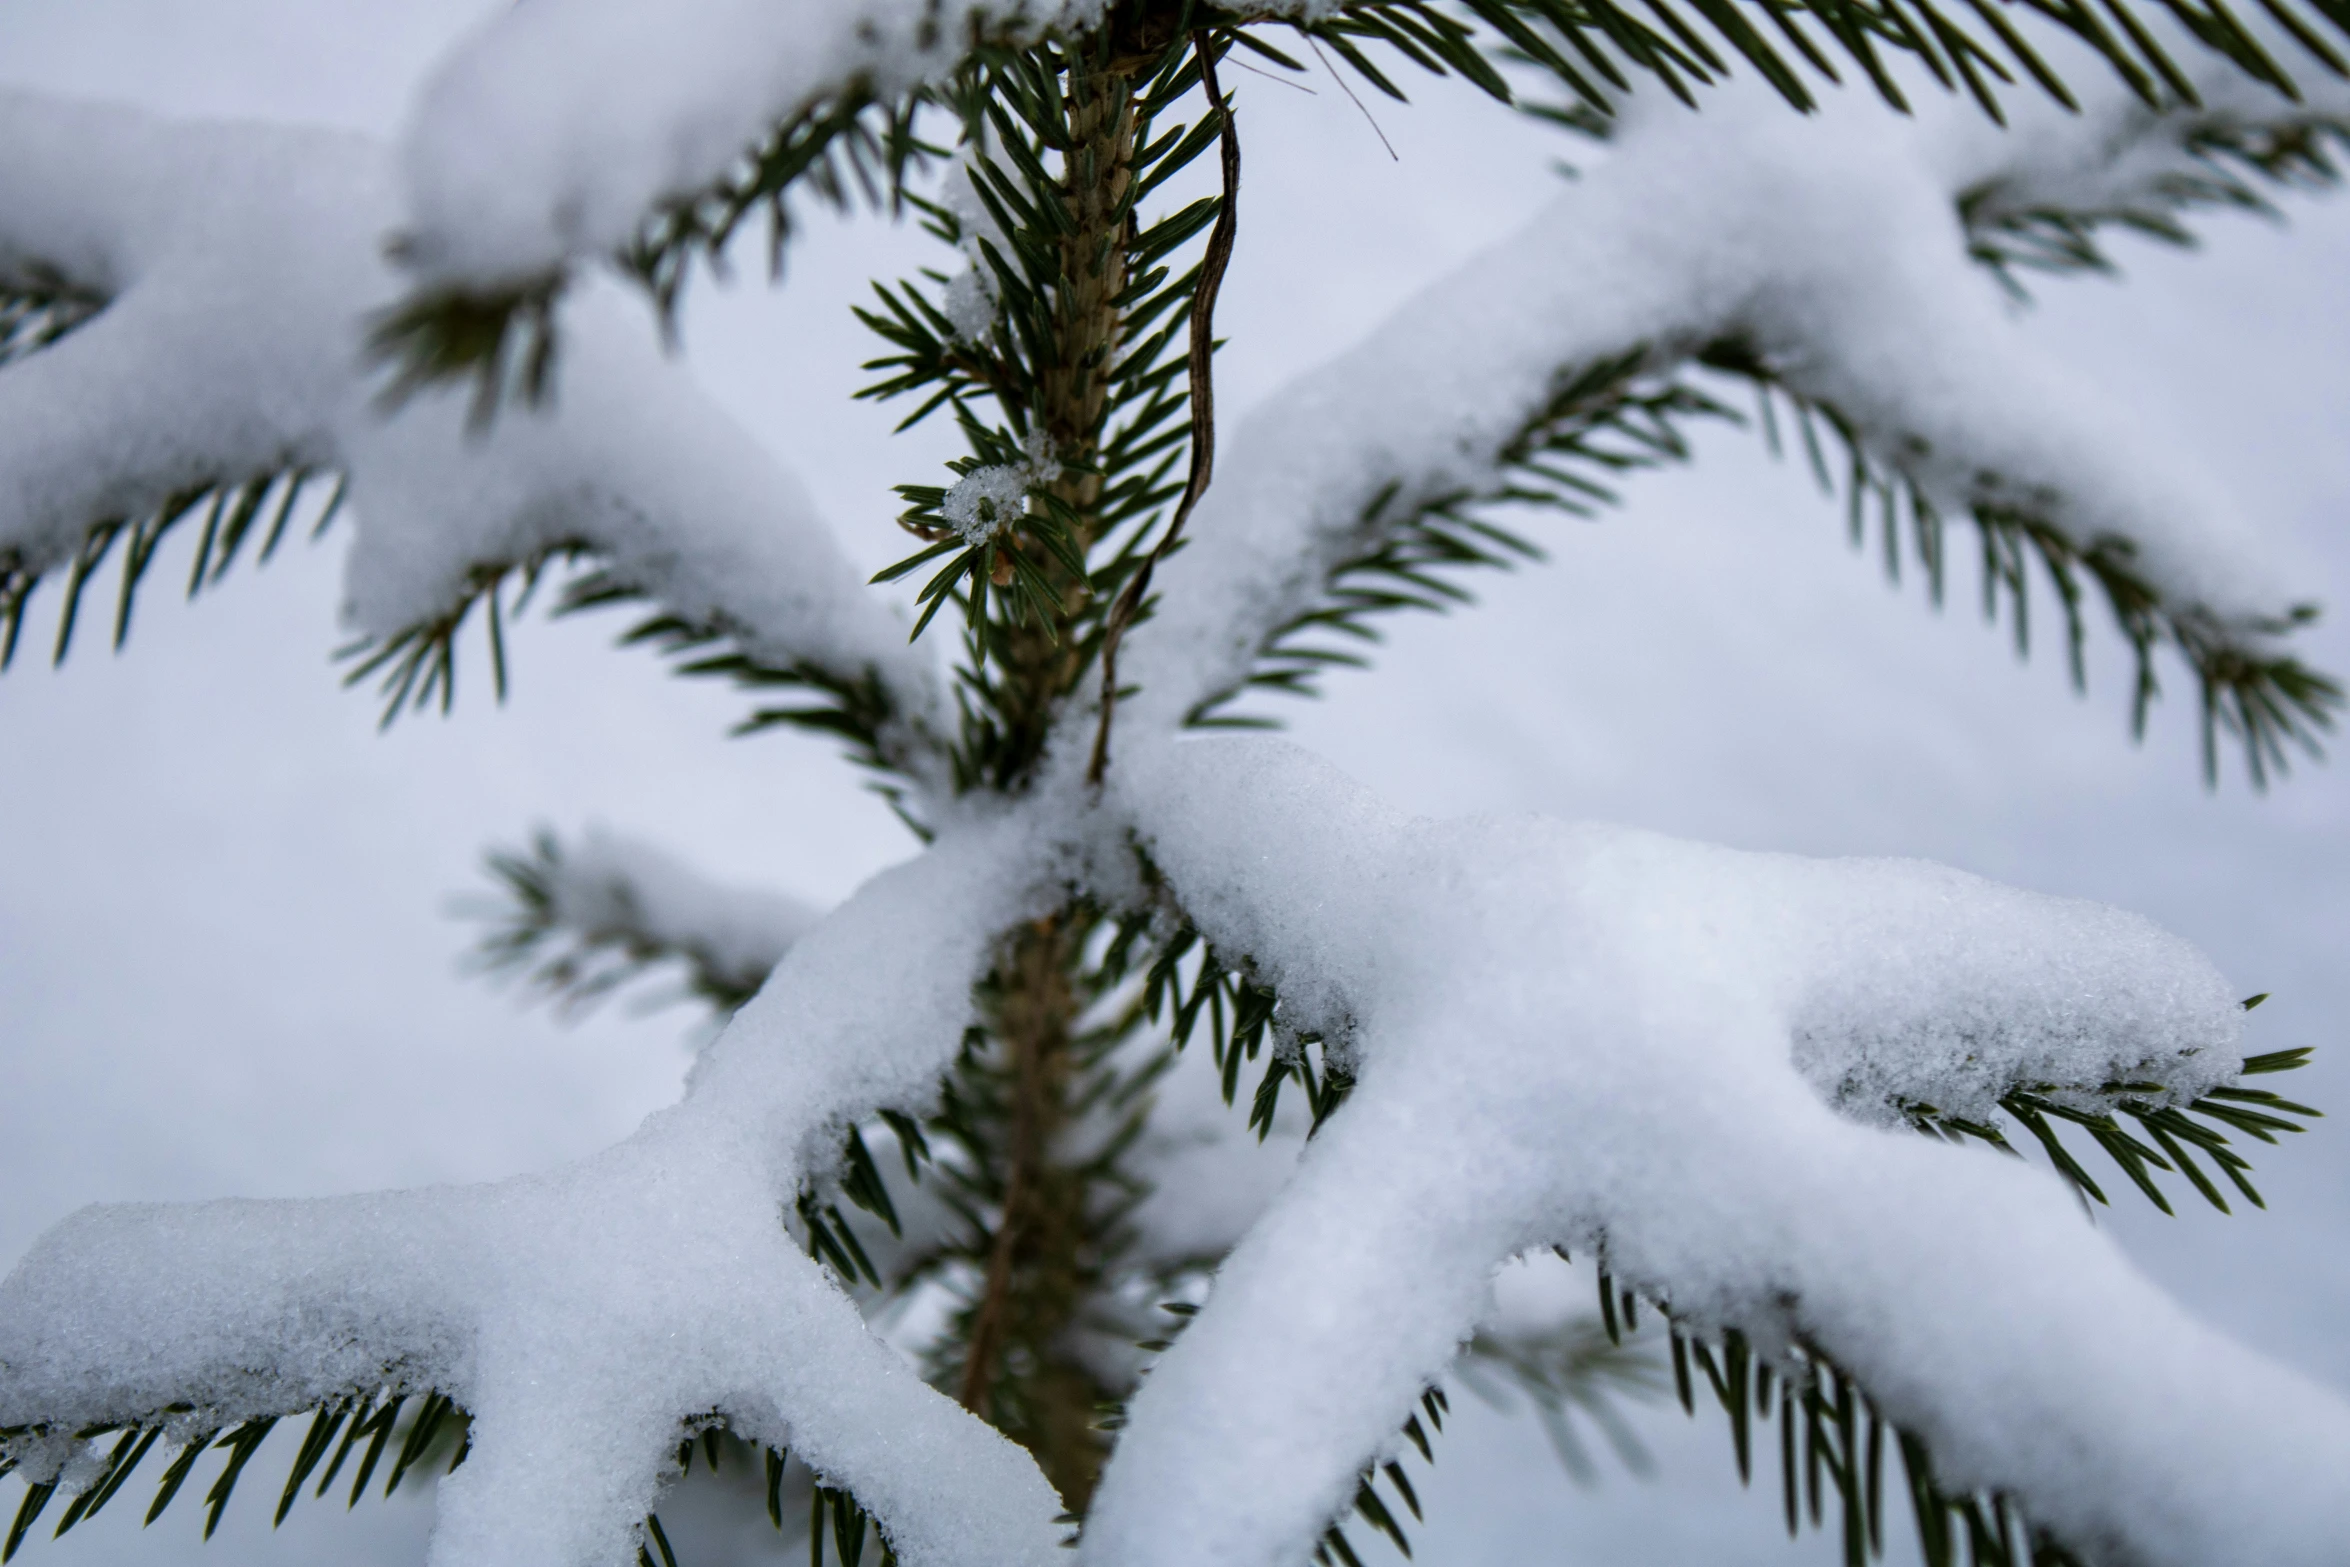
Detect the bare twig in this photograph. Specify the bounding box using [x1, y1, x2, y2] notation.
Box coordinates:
[1087, 31, 1241, 786]
[1307, 34, 1398, 162]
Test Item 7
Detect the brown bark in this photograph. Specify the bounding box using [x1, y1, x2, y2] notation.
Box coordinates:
[956, 915, 1109, 1507]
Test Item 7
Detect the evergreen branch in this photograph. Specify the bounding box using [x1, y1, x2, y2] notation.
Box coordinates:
[336, 551, 931, 807]
[1698, 340, 2342, 787]
[647, 1430, 893, 1567]
[2, 1404, 893, 1567]
[0, 267, 105, 371]
[1456, 1314, 1668, 1485]
[0, 469, 343, 674]
[1186, 346, 1734, 728]
[371, 87, 944, 421]
[1295, 0, 2350, 130]
[892, 902, 1206, 1504]
[857, 34, 1243, 796]
[1189, 304, 2337, 786]
[366, 281, 562, 433]
[1124, 894, 1358, 1136]
[1905, 1003, 2322, 1214]
[0, 1389, 470, 1561]
[1962, 113, 2350, 289]
[621, 86, 943, 331]
[1597, 1295, 2099, 1567]
[361, 0, 2350, 424]
[469, 829, 815, 1019]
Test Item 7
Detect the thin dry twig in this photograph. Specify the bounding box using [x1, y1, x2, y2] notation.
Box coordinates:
[1088, 30, 1242, 785]
[1307, 34, 1399, 161]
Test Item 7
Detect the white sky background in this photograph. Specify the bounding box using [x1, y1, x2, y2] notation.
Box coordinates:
[1, 4, 2346, 1565]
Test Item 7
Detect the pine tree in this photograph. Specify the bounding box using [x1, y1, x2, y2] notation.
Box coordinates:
[3, 3, 2349, 1567]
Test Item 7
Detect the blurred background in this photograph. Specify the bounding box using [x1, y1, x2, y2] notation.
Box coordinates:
[2, 3, 2344, 1562]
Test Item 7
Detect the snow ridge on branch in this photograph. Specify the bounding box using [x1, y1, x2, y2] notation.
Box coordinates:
[5, 13, 2350, 1567]
[2, 825, 1064, 1567]
[1117, 54, 2347, 778]
[1085, 737, 2350, 1567]
[0, 91, 939, 776]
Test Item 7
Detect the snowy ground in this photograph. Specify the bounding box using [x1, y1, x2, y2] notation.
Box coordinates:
[2, 3, 2345, 1564]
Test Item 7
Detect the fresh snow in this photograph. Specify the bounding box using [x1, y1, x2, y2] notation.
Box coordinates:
[396, 0, 1077, 290]
[1116, 55, 2347, 733]
[0, 91, 936, 764]
[2, 824, 1066, 1567]
[5, 15, 2350, 1567]
[1086, 737, 2350, 1567]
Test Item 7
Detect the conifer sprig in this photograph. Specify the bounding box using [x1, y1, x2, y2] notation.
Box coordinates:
[1962, 111, 2350, 287]
[1703, 342, 2342, 787]
[470, 832, 780, 1018]
[1, 1403, 907, 1567]
[1186, 349, 1734, 729]
[0, 469, 343, 673]
[1187, 320, 2338, 787]
[858, 30, 1241, 792]
[335, 552, 929, 804]
[0, 269, 103, 372]
[1904, 999, 2324, 1214]
[361, 0, 2350, 425]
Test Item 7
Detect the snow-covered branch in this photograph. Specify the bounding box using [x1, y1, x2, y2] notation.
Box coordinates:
[6, 8, 2346, 1565]
[392, 0, 1069, 294]
[1116, 58, 2347, 774]
[0, 825, 1063, 1567]
[0, 92, 939, 779]
[1085, 735, 2350, 1567]
[477, 828, 822, 1016]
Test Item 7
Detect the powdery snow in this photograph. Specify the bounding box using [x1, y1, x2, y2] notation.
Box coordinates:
[1083, 736, 2350, 1567]
[395, 0, 1075, 290]
[1, 822, 1066, 1567]
[6, 14, 2350, 1567]
[1115, 54, 2348, 734]
[0, 91, 937, 768]
[389, 0, 1357, 291]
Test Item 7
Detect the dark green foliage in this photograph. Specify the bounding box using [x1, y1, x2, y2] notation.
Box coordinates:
[1306, 1389, 1451, 1567]
[624, 86, 943, 330]
[1579, 1298, 2093, 1567]
[0, 1392, 473, 1562]
[1189, 306, 2339, 787]
[57, 0, 2320, 797]
[1906, 1017, 2324, 1215]
[370, 77, 950, 422]
[1457, 1314, 1668, 1482]
[362, 0, 2350, 423]
[1962, 113, 2350, 287]
[858, 31, 1237, 791]
[1186, 348, 1733, 728]
[0, 268, 105, 371]
[1699, 339, 2342, 786]
[1, 470, 342, 674]
[2, 1405, 900, 1567]
[367, 278, 562, 431]
[8, 6, 2343, 1564]
[339, 557, 532, 723]
[338, 549, 922, 813]
[1593, 1027, 2317, 1561]
[472, 829, 781, 1018]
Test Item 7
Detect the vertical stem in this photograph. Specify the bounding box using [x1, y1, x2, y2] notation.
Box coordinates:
[957, 915, 1106, 1506]
[988, 58, 1140, 787]
[950, 58, 1149, 1508]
